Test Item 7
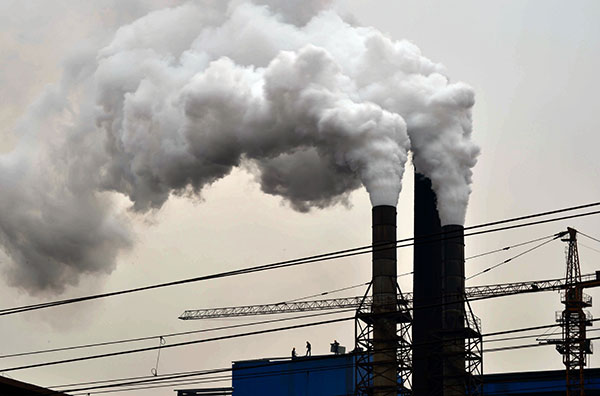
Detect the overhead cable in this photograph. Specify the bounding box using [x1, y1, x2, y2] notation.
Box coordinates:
[466, 234, 562, 280]
[579, 230, 600, 244]
[464, 233, 557, 261]
[0, 316, 354, 373]
[1, 202, 599, 317]
[0, 309, 353, 360]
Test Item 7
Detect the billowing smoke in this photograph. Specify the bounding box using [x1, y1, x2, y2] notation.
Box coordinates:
[0, 0, 478, 293]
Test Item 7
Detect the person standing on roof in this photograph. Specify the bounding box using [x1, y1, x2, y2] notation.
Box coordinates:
[306, 341, 312, 356]
[291, 347, 297, 359]
[332, 339, 340, 355]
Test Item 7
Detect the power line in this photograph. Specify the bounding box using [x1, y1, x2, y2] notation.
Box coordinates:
[61, 335, 598, 396]
[73, 386, 231, 395]
[54, 353, 356, 392]
[44, 316, 600, 395]
[461, 201, 599, 231]
[65, 358, 359, 395]
[50, 318, 573, 391]
[0, 266, 577, 364]
[74, 384, 232, 396]
[59, 373, 231, 393]
[0, 316, 354, 373]
[7, 207, 600, 317]
[288, 232, 553, 303]
[2, 203, 599, 317]
[484, 335, 600, 353]
[0, 207, 597, 383]
[53, 368, 232, 390]
[485, 326, 600, 344]
[464, 233, 556, 261]
[0, 309, 353, 360]
[14, 310, 599, 381]
[466, 234, 562, 280]
[282, 283, 369, 304]
[181, 233, 567, 321]
[579, 230, 600, 245]
[73, 336, 596, 395]
[4, 269, 595, 371]
[581, 242, 600, 255]
[282, 271, 413, 304]
[64, 360, 356, 395]
[70, 381, 233, 395]
[57, 354, 362, 395]
[68, 363, 600, 396]
[483, 317, 600, 338]
[56, 327, 600, 396]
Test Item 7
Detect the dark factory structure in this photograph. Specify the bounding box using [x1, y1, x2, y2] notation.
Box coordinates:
[412, 173, 444, 395]
[413, 173, 482, 396]
[355, 177, 480, 396]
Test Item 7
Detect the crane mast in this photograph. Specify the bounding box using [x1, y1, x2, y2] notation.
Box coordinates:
[539, 228, 596, 396]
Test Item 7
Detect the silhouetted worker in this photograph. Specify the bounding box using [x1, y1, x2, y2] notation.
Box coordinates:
[306, 341, 312, 356]
[332, 339, 340, 355]
[291, 347, 297, 359]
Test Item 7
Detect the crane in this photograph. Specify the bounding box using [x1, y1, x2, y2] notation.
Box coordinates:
[538, 228, 600, 396]
[179, 273, 600, 320]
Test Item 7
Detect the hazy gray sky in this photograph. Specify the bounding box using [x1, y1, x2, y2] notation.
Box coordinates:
[1, 1, 599, 394]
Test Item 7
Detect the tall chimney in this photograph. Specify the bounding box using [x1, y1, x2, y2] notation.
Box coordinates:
[371, 205, 398, 395]
[412, 173, 443, 395]
[441, 224, 466, 396]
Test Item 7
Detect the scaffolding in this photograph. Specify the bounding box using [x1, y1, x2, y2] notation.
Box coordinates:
[355, 283, 412, 396]
[464, 298, 483, 396]
[437, 296, 483, 396]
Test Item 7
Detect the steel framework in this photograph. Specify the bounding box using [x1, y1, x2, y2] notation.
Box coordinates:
[437, 304, 483, 396]
[464, 298, 483, 396]
[355, 283, 412, 396]
[540, 228, 594, 396]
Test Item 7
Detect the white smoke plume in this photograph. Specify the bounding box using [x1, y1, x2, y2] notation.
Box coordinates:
[0, 0, 478, 293]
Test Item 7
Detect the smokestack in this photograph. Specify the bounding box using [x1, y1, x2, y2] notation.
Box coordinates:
[441, 224, 466, 396]
[371, 205, 398, 396]
[413, 174, 468, 396]
[412, 173, 443, 395]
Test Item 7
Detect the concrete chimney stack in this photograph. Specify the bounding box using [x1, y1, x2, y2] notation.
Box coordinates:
[412, 173, 444, 395]
[371, 205, 399, 395]
[441, 224, 466, 396]
[412, 173, 467, 396]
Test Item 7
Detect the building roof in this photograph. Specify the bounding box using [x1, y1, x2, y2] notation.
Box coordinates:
[0, 375, 70, 396]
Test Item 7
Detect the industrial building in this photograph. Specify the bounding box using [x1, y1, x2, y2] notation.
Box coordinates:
[228, 355, 600, 395]
[172, 354, 600, 395]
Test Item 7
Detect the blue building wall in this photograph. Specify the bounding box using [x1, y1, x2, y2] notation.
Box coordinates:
[231, 353, 600, 396]
[232, 354, 355, 396]
[482, 369, 600, 395]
